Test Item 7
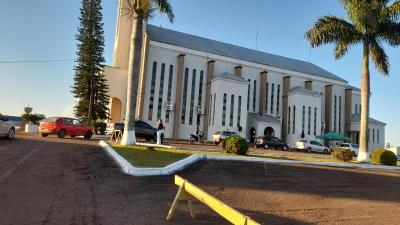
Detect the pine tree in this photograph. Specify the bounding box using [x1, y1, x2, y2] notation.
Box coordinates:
[72, 0, 109, 124]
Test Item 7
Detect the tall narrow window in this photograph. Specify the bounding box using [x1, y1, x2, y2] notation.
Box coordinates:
[293, 105, 296, 134]
[222, 94, 227, 126]
[181, 68, 189, 124]
[212, 93, 216, 125]
[196, 71, 204, 125]
[189, 69, 197, 125]
[208, 94, 212, 125]
[334, 95, 337, 132]
[314, 107, 317, 135]
[237, 96, 242, 128]
[266, 82, 269, 113]
[308, 106, 311, 135]
[156, 63, 165, 120]
[247, 79, 250, 111]
[377, 129, 380, 143]
[148, 61, 157, 121]
[288, 106, 291, 134]
[359, 105, 361, 114]
[302, 106, 305, 135]
[277, 84, 280, 115]
[339, 96, 342, 133]
[368, 128, 370, 143]
[355, 104, 358, 114]
[165, 65, 174, 122]
[373, 129, 375, 143]
[253, 80, 257, 112]
[270, 83, 274, 114]
[229, 95, 234, 126]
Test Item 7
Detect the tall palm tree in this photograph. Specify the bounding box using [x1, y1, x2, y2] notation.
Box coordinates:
[306, 0, 400, 162]
[120, 0, 174, 145]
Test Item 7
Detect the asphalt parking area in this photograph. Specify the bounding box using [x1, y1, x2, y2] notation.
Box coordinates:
[0, 134, 398, 225]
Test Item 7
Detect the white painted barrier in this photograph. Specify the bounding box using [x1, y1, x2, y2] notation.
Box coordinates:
[99, 141, 400, 177]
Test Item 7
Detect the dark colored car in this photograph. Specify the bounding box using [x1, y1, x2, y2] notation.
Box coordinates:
[109, 120, 157, 141]
[254, 136, 288, 150]
[39, 117, 93, 139]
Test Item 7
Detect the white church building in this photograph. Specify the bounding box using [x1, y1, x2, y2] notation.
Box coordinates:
[104, 2, 386, 151]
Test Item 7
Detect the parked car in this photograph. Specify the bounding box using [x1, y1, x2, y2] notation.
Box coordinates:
[295, 140, 330, 154]
[212, 131, 238, 145]
[39, 117, 93, 139]
[255, 136, 288, 150]
[0, 114, 16, 139]
[107, 120, 157, 141]
[339, 143, 359, 156]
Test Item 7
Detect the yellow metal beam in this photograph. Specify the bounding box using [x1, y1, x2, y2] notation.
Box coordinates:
[172, 175, 260, 225]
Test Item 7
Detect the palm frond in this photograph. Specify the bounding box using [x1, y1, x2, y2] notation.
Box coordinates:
[382, 0, 400, 20]
[154, 0, 174, 22]
[378, 21, 400, 46]
[369, 40, 389, 75]
[306, 16, 360, 48]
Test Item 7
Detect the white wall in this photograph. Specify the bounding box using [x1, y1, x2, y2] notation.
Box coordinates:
[208, 78, 248, 140]
[286, 93, 322, 148]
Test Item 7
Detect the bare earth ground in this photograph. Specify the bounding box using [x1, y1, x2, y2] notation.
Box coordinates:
[0, 134, 399, 225]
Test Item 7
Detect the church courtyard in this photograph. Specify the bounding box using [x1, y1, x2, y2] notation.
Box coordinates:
[0, 134, 399, 225]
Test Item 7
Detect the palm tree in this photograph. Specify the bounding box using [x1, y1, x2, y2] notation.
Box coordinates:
[306, 0, 400, 162]
[120, 0, 174, 145]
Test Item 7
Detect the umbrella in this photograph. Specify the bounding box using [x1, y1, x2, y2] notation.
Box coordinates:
[316, 131, 351, 141]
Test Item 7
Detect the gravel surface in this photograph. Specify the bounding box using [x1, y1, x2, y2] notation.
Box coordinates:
[0, 134, 399, 225]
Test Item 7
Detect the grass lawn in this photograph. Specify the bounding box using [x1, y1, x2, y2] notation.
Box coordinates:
[111, 144, 400, 168]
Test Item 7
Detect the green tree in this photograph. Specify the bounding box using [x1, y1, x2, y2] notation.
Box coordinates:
[120, 0, 174, 145]
[306, 0, 400, 162]
[22, 113, 46, 125]
[72, 0, 109, 124]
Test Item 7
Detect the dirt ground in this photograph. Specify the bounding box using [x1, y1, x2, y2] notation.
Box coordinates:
[0, 134, 399, 225]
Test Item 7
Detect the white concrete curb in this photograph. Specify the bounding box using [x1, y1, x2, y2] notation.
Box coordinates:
[99, 141, 400, 176]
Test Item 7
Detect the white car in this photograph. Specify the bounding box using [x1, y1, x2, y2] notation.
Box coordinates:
[339, 143, 359, 156]
[295, 140, 330, 154]
[0, 114, 16, 139]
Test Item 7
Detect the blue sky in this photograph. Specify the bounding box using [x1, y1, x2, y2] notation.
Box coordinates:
[0, 0, 399, 146]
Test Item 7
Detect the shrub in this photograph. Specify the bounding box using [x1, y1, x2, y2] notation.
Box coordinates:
[332, 148, 353, 162]
[371, 148, 397, 166]
[222, 136, 249, 155]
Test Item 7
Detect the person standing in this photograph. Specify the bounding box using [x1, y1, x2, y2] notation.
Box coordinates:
[157, 119, 165, 144]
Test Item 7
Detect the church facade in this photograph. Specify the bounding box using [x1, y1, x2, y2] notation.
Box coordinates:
[103, 2, 385, 151]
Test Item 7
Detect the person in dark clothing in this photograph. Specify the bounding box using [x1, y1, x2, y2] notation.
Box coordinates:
[157, 119, 165, 144]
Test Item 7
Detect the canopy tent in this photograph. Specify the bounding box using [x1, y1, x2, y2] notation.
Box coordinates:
[316, 131, 351, 141]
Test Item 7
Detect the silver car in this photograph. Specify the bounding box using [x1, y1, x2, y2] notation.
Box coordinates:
[0, 114, 16, 139]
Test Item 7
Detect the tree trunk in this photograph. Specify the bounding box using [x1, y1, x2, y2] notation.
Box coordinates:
[120, 15, 144, 146]
[357, 42, 370, 162]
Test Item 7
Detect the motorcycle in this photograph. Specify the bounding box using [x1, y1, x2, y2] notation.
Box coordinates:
[189, 132, 207, 144]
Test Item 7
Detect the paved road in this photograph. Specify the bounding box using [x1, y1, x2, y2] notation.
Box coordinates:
[0, 134, 222, 225]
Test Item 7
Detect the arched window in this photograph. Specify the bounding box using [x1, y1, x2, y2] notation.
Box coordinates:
[156, 63, 165, 120]
[189, 69, 197, 125]
[373, 129, 375, 143]
[148, 61, 157, 121]
[302, 106, 306, 135]
[308, 106, 311, 135]
[181, 68, 189, 124]
[339, 96, 342, 133]
[237, 96, 242, 128]
[270, 83, 274, 114]
[293, 105, 296, 134]
[277, 84, 281, 115]
[229, 95, 234, 126]
[247, 79, 250, 111]
[196, 71, 204, 125]
[355, 104, 358, 114]
[288, 106, 291, 134]
[253, 80, 257, 112]
[314, 107, 317, 136]
[165, 65, 174, 122]
[334, 95, 337, 132]
[222, 93, 227, 126]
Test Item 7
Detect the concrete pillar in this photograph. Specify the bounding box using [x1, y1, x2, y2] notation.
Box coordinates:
[324, 85, 333, 133]
[136, 32, 150, 120]
[172, 54, 186, 139]
[203, 60, 215, 139]
[281, 76, 291, 142]
[235, 66, 242, 77]
[259, 71, 268, 115]
[345, 89, 352, 133]
[305, 81, 313, 90]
